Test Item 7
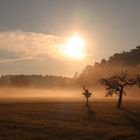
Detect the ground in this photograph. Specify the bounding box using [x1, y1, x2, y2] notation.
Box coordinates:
[0, 101, 140, 140]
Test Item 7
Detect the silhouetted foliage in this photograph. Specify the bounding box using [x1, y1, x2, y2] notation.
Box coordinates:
[82, 85, 92, 107]
[107, 46, 140, 66]
[10, 75, 30, 87]
[136, 75, 140, 87]
[100, 71, 139, 108]
[78, 46, 140, 87]
[0, 74, 79, 89]
[100, 59, 107, 66]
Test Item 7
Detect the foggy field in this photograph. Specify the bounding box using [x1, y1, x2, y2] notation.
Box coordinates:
[0, 101, 140, 140]
[1, 0, 140, 139]
[0, 87, 140, 102]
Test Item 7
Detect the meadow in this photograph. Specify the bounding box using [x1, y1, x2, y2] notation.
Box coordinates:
[0, 101, 140, 140]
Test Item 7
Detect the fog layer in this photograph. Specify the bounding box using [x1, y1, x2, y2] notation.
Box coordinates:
[0, 87, 139, 102]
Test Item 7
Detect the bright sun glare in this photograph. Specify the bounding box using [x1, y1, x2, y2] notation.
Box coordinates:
[63, 33, 85, 59]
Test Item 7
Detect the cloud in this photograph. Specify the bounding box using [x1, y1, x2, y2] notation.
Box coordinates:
[0, 30, 64, 62]
[0, 30, 89, 76]
[0, 56, 37, 64]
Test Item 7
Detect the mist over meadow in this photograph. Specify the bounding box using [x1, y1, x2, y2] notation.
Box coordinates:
[0, 46, 139, 102]
[1, 1, 140, 139]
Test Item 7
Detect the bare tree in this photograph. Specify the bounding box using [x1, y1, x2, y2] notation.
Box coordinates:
[100, 71, 138, 109]
[82, 86, 92, 107]
[136, 75, 140, 87]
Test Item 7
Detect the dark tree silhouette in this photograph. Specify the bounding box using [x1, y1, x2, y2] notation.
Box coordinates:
[136, 75, 140, 87]
[101, 71, 138, 109]
[82, 86, 92, 107]
[0, 74, 78, 88]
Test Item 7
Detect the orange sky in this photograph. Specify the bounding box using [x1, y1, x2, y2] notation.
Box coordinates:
[0, 0, 140, 76]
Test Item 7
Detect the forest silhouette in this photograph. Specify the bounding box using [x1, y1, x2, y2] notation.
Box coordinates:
[78, 46, 140, 87]
[0, 46, 140, 89]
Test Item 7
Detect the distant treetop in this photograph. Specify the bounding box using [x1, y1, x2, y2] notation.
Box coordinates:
[97, 46, 140, 67]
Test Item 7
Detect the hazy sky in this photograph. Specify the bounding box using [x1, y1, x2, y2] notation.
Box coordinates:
[0, 0, 140, 76]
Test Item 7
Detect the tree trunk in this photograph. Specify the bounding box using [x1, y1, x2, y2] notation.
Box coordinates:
[86, 97, 89, 107]
[117, 89, 123, 109]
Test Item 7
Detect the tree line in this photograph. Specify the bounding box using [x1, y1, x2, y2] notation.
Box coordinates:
[0, 75, 79, 89]
[78, 46, 140, 87]
[96, 45, 140, 67]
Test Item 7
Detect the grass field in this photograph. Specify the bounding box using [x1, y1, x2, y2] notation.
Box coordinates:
[0, 101, 140, 140]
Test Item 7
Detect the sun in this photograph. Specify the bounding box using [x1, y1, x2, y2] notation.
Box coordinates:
[63, 33, 85, 59]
